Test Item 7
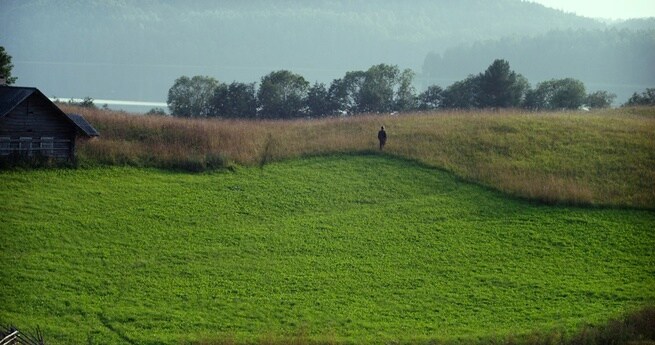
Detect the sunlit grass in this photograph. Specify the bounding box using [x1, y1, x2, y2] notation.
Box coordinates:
[1, 156, 653, 344]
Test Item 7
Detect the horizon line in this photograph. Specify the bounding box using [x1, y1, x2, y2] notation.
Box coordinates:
[50, 97, 168, 108]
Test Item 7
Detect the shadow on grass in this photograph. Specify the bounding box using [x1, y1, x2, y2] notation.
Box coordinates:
[193, 306, 655, 345]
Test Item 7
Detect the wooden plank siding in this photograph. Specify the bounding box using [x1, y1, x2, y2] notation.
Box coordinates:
[0, 138, 72, 159]
[0, 94, 77, 137]
[1, 86, 98, 164]
[0, 93, 76, 159]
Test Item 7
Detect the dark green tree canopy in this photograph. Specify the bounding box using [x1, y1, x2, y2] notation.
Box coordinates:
[585, 90, 616, 109]
[257, 70, 309, 119]
[213, 82, 257, 119]
[524, 78, 586, 110]
[359, 64, 400, 113]
[306, 82, 331, 118]
[623, 88, 655, 107]
[395, 68, 417, 112]
[167, 75, 220, 117]
[418, 85, 444, 110]
[329, 64, 417, 114]
[165, 59, 644, 119]
[357, 64, 419, 113]
[0, 46, 17, 85]
[478, 59, 528, 108]
[442, 75, 482, 109]
[328, 71, 366, 115]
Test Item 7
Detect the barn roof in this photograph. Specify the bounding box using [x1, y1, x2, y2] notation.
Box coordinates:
[0, 86, 36, 117]
[0, 86, 99, 137]
[66, 113, 100, 137]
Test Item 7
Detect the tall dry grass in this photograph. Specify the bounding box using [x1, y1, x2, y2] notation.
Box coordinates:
[63, 105, 655, 209]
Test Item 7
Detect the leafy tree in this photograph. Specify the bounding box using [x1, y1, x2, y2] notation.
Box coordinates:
[167, 75, 220, 117]
[395, 68, 417, 112]
[229, 82, 258, 118]
[359, 64, 400, 113]
[212, 83, 230, 117]
[306, 82, 331, 118]
[328, 71, 366, 115]
[585, 90, 616, 109]
[478, 59, 528, 108]
[0, 46, 17, 85]
[623, 88, 655, 106]
[523, 88, 546, 110]
[213, 82, 257, 118]
[257, 70, 309, 119]
[442, 75, 481, 109]
[550, 78, 586, 109]
[331, 64, 418, 114]
[439, 59, 529, 110]
[524, 78, 586, 110]
[147, 107, 168, 115]
[417, 85, 444, 110]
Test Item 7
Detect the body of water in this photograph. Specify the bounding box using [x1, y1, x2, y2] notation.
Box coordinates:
[51, 97, 168, 114]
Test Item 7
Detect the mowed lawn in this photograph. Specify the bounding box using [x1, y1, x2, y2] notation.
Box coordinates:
[1, 155, 653, 344]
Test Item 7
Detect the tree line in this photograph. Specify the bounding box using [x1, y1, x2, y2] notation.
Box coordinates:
[167, 59, 635, 118]
[167, 64, 418, 119]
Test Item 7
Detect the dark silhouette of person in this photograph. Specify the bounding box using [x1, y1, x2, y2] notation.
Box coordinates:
[377, 126, 387, 150]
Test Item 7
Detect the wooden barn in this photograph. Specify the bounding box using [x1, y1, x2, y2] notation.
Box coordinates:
[0, 86, 99, 162]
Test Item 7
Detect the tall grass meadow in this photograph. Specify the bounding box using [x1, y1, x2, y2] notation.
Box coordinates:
[65, 105, 655, 208]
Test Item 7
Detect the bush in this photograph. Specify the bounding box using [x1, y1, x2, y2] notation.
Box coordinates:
[524, 78, 586, 110]
[585, 90, 616, 109]
[624, 88, 655, 107]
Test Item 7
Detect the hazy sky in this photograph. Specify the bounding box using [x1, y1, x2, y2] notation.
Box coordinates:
[528, 0, 655, 19]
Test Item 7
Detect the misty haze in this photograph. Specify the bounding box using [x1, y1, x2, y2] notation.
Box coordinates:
[1, 0, 654, 112]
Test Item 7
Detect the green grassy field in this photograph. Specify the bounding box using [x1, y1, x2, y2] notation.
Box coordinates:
[1, 155, 653, 344]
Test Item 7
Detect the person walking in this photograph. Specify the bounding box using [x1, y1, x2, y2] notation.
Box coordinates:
[377, 126, 387, 150]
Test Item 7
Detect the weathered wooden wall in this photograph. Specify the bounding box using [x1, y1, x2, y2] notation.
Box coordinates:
[0, 94, 75, 159]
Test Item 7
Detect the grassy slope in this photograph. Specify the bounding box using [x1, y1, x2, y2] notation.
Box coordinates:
[1, 155, 653, 344]
[66, 106, 655, 209]
[389, 108, 655, 208]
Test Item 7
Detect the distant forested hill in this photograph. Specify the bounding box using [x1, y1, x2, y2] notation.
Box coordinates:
[0, 0, 645, 104]
[422, 28, 655, 102]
